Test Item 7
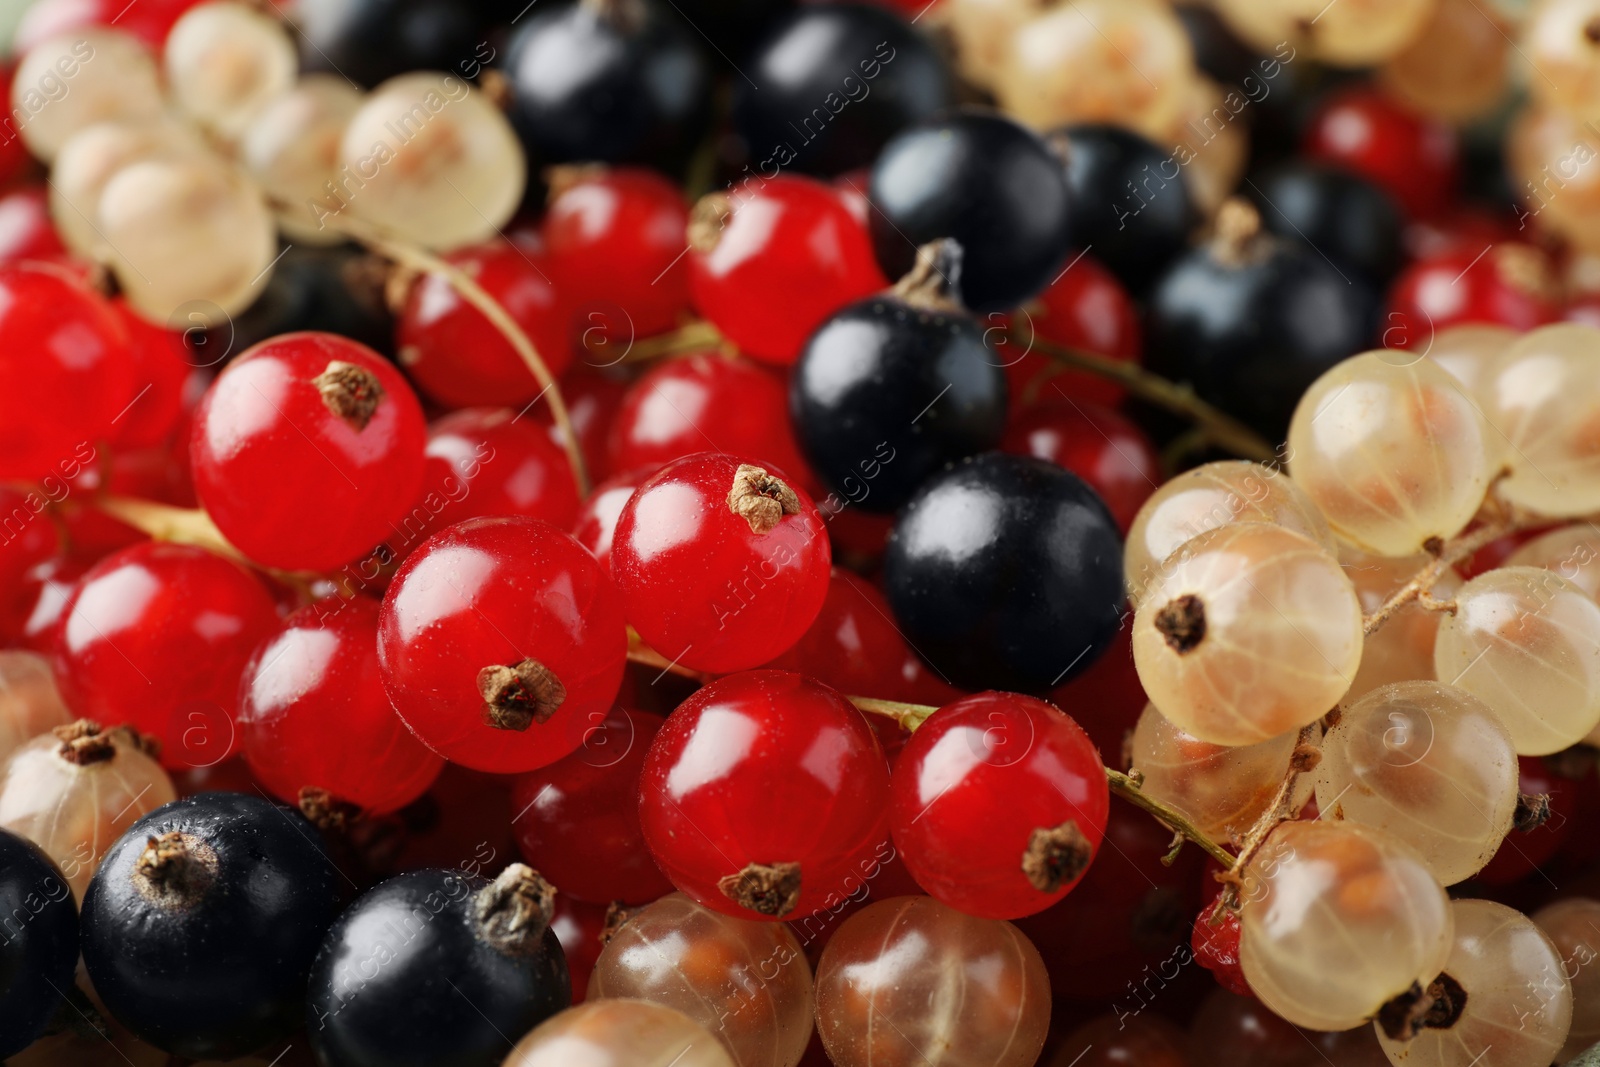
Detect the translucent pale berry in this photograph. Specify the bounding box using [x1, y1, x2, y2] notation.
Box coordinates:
[1480, 323, 1600, 517]
[506, 1000, 737, 1067]
[637, 670, 891, 922]
[377, 516, 627, 774]
[191, 332, 427, 572]
[1533, 897, 1600, 1060]
[611, 453, 830, 674]
[1343, 548, 1462, 702]
[890, 692, 1109, 920]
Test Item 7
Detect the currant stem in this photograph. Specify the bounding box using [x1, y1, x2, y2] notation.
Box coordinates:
[1106, 767, 1235, 868]
[1216, 720, 1324, 907]
[1361, 503, 1523, 636]
[585, 319, 724, 364]
[95, 496, 247, 564]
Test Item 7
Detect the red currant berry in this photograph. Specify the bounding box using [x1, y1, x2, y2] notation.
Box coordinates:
[1385, 242, 1560, 347]
[570, 468, 651, 572]
[7, 554, 89, 653]
[110, 299, 190, 449]
[15, 0, 205, 51]
[0, 486, 60, 612]
[638, 669, 891, 921]
[1049, 626, 1144, 761]
[1192, 891, 1249, 996]
[688, 176, 885, 365]
[0, 264, 133, 482]
[239, 595, 443, 814]
[549, 894, 607, 1001]
[1477, 755, 1575, 885]
[764, 567, 922, 701]
[612, 453, 831, 674]
[536, 365, 629, 484]
[0, 187, 65, 264]
[890, 691, 1109, 920]
[510, 705, 673, 904]
[1001, 398, 1159, 533]
[53, 542, 278, 767]
[542, 167, 691, 341]
[1303, 86, 1458, 219]
[1003, 254, 1141, 409]
[397, 240, 571, 409]
[190, 332, 427, 572]
[607, 353, 811, 481]
[378, 516, 627, 774]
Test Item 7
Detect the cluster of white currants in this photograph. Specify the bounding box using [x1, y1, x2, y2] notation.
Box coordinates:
[10, 2, 524, 326]
[1124, 322, 1600, 1065]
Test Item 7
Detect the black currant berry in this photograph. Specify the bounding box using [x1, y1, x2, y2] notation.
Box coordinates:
[502, 0, 712, 168]
[1145, 199, 1378, 440]
[295, 0, 490, 89]
[884, 452, 1123, 693]
[1054, 123, 1195, 294]
[732, 3, 953, 177]
[0, 829, 77, 1059]
[790, 241, 1007, 514]
[213, 244, 395, 362]
[80, 793, 339, 1060]
[307, 865, 570, 1067]
[1246, 162, 1405, 285]
[869, 109, 1074, 313]
[668, 0, 795, 59]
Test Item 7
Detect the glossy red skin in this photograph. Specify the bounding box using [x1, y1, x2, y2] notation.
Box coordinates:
[1192, 892, 1249, 996]
[238, 596, 443, 814]
[1384, 243, 1561, 350]
[1060, 1014, 1193, 1067]
[571, 468, 651, 572]
[377, 516, 626, 773]
[52, 542, 278, 768]
[15, 0, 206, 50]
[0, 486, 61, 619]
[611, 452, 832, 673]
[1002, 398, 1159, 534]
[510, 706, 672, 904]
[1457, 527, 1551, 580]
[191, 332, 427, 572]
[889, 691, 1109, 919]
[397, 240, 571, 409]
[1188, 989, 1319, 1067]
[6, 555, 88, 652]
[1303, 86, 1459, 219]
[0, 265, 133, 482]
[1015, 800, 1202, 1000]
[537, 365, 629, 484]
[1477, 755, 1576, 886]
[607, 354, 812, 481]
[0, 188, 64, 264]
[543, 168, 690, 341]
[1404, 206, 1519, 261]
[639, 670, 892, 922]
[110, 299, 190, 449]
[689, 175, 886, 364]
[550, 894, 608, 1001]
[1003, 254, 1141, 410]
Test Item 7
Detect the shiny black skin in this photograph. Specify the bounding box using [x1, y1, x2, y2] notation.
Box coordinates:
[884, 453, 1123, 693]
[790, 293, 1008, 514]
[869, 111, 1075, 313]
[732, 3, 952, 176]
[0, 830, 78, 1058]
[208, 244, 395, 365]
[295, 0, 489, 89]
[1055, 123, 1195, 294]
[1145, 234, 1379, 440]
[306, 869, 570, 1067]
[501, 0, 711, 167]
[81, 793, 339, 1060]
[1246, 162, 1404, 285]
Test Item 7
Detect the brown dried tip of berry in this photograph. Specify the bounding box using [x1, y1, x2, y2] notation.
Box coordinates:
[601, 900, 643, 944]
[890, 239, 965, 312]
[1155, 594, 1207, 654]
[1376, 973, 1468, 1042]
[134, 831, 218, 908]
[688, 193, 732, 255]
[298, 786, 357, 833]
[727, 464, 801, 535]
[1514, 792, 1552, 833]
[1021, 820, 1092, 893]
[52, 719, 118, 766]
[1212, 198, 1265, 266]
[475, 863, 557, 955]
[1289, 742, 1322, 775]
[478, 658, 567, 731]
[718, 861, 802, 917]
[313, 359, 385, 431]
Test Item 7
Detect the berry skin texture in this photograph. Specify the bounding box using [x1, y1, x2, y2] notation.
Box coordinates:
[764, 567, 931, 702]
[510, 706, 673, 905]
[689, 176, 886, 365]
[1302, 85, 1459, 219]
[571, 468, 651, 573]
[1193, 893, 1250, 996]
[638, 670, 892, 922]
[884, 452, 1125, 693]
[611, 453, 832, 674]
[190, 331, 427, 572]
[54, 542, 279, 768]
[396, 240, 571, 410]
[0, 263, 134, 482]
[306, 866, 571, 1067]
[81, 793, 340, 1060]
[889, 691, 1109, 920]
[0, 828, 78, 1059]
[239, 596, 444, 814]
[378, 516, 627, 774]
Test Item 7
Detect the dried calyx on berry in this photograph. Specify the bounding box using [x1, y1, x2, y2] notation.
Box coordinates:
[475, 863, 557, 955]
[1376, 973, 1468, 1042]
[312, 359, 385, 431]
[726, 463, 800, 535]
[718, 860, 803, 918]
[52, 719, 157, 766]
[477, 658, 567, 731]
[1021, 820, 1092, 893]
[890, 239, 966, 313]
